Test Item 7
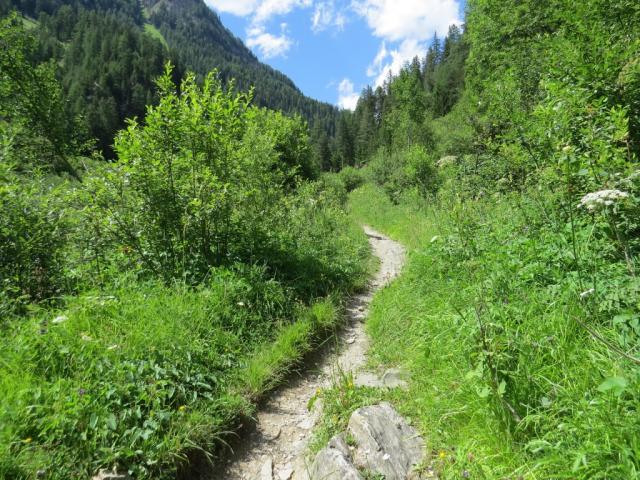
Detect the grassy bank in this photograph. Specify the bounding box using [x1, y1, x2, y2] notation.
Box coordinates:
[0, 235, 369, 479]
[0, 59, 372, 480]
[342, 183, 640, 479]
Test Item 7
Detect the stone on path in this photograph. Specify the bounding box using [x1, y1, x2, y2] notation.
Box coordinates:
[92, 469, 130, 480]
[348, 403, 424, 479]
[381, 368, 409, 389]
[309, 434, 363, 480]
[278, 463, 294, 480]
[308, 403, 424, 480]
[260, 457, 274, 480]
[354, 368, 409, 390]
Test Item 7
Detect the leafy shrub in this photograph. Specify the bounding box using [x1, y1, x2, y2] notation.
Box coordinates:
[85, 64, 313, 283]
[318, 172, 348, 205]
[0, 161, 68, 317]
[337, 165, 365, 192]
[367, 145, 438, 203]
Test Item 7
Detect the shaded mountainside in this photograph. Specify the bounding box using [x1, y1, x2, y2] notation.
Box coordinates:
[143, 0, 339, 135]
[1, 0, 339, 155]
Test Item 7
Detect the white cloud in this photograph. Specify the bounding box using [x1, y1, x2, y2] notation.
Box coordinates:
[337, 78, 359, 110]
[254, 0, 312, 24]
[351, 0, 460, 42]
[352, 0, 462, 86]
[368, 38, 425, 87]
[207, 0, 312, 59]
[246, 25, 293, 58]
[311, 1, 347, 33]
[205, 0, 259, 16]
[366, 41, 388, 77]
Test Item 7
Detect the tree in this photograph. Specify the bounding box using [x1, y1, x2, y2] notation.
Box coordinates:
[0, 13, 81, 175]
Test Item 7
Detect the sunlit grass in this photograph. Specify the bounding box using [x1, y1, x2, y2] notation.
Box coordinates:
[345, 183, 640, 479]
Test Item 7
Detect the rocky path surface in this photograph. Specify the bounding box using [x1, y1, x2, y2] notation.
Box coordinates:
[210, 226, 405, 480]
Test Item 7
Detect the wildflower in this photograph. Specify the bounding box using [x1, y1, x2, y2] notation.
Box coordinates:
[562, 145, 572, 153]
[438, 450, 447, 459]
[463, 471, 470, 478]
[23, 437, 32, 444]
[580, 288, 595, 300]
[78, 388, 87, 396]
[178, 405, 186, 412]
[237, 301, 245, 307]
[51, 315, 68, 324]
[578, 189, 629, 212]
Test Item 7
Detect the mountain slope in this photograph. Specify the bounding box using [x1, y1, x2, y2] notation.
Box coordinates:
[143, 0, 339, 134]
[2, 0, 339, 155]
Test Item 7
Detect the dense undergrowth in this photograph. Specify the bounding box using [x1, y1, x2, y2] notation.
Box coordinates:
[347, 182, 639, 479]
[314, 0, 640, 477]
[0, 29, 369, 478]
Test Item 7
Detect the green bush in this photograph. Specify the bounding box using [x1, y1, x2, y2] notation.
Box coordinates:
[367, 145, 438, 203]
[84, 64, 339, 290]
[0, 161, 68, 317]
[337, 165, 365, 192]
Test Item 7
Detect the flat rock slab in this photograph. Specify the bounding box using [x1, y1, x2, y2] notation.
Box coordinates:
[309, 403, 424, 480]
[354, 368, 409, 390]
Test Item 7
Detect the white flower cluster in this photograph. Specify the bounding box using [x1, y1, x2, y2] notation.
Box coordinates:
[578, 189, 629, 212]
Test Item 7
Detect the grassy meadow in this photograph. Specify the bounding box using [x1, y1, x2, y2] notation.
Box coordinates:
[341, 183, 640, 479]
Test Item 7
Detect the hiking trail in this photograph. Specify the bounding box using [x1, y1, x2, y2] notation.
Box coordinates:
[211, 226, 406, 480]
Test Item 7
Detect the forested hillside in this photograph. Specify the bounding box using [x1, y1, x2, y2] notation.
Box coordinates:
[0, 0, 339, 156]
[326, 0, 640, 478]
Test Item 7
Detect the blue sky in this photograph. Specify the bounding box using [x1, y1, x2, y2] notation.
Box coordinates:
[205, 0, 465, 109]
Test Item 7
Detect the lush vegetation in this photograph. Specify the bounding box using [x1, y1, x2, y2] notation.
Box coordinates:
[1, 0, 340, 159]
[0, 13, 369, 478]
[4, 0, 640, 477]
[317, 0, 640, 478]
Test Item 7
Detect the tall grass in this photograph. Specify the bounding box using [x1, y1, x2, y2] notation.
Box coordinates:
[347, 183, 640, 479]
[0, 223, 369, 479]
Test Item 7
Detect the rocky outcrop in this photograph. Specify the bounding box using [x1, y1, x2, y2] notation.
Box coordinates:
[308, 403, 424, 480]
[308, 434, 363, 480]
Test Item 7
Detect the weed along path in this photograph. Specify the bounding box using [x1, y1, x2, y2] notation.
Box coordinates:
[210, 226, 405, 480]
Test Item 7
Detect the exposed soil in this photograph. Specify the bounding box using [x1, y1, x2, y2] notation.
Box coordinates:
[208, 226, 405, 480]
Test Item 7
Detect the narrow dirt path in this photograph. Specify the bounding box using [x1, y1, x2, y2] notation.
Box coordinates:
[210, 226, 405, 480]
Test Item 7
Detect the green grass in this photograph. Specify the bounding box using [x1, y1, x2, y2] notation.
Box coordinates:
[144, 23, 168, 49]
[0, 221, 370, 479]
[20, 15, 38, 30]
[345, 183, 640, 479]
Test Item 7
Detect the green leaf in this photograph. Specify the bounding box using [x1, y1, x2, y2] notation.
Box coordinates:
[477, 386, 491, 398]
[571, 452, 586, 472]
[106, 413, 117, 431]
[497, 380, 506, 397]
[89, 413, 98, 430]
[597, 376, 628, 396]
